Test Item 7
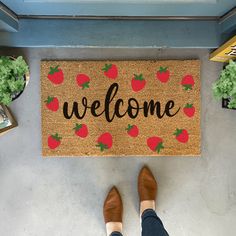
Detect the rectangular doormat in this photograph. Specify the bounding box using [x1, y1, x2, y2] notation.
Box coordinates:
[41, 60, 201, 157]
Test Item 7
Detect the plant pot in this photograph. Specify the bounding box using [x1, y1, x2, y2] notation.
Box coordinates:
[222, 98, 236, 110]
[8, 56, 30, 102]
[11, 72, 30, 102]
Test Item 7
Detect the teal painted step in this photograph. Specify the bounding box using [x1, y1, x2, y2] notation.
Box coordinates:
[0, 19, 220, 48]
[1, 0, 236, 16]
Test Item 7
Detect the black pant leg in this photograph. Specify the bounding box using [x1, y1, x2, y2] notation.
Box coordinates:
[141, 209, 169, 236]
[110, 231, 123, 236]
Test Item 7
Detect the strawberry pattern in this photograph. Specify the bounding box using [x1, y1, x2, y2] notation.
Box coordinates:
[131, 74, 146, 92]
[126, 124, 139, 138]
[48, 133, 62, 149]
[183, 103, 195, 118]
[45, 96, 59, 112]
[76, 74, 90, 89]
[42, 61, 200, 156]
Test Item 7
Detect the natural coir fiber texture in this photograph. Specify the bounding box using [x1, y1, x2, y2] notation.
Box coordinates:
[41, 60, 201, 157]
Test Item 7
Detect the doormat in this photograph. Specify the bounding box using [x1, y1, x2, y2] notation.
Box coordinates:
[41, 60, 201, 157]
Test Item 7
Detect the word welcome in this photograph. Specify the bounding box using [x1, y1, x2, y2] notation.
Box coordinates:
[63, 83, 180, 122]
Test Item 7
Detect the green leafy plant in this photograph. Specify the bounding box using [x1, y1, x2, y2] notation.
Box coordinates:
[0, 56, 29, 105]
[212, 60, 236, 109]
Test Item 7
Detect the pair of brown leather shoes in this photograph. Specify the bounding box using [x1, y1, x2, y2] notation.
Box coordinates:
[103, 166, 157, 224]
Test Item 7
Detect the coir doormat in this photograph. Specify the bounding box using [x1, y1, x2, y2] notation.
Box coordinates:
[41, 60, 201, 157]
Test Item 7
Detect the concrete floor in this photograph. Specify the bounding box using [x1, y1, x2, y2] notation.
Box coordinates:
[0, 48, 236, 236]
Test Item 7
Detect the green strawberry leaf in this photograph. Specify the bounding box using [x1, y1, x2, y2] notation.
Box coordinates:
[134, 74, 144, 81]
[102, 64, 112, 72]
[125, 124, 133, 131]
[155, 142, 164, 153]
[45, 96, 54, 104]
[52, 133, 62, 141]
[159, 66, 168, 73]
[96, 142, 108, 151]
[185, 103, 193, 108]
[173, 129, 183, 136]
[82, 82, 90, 89]
[73, 123, 82, 131]
[49, 65, 60, 75]
[183, 84, 192, 90]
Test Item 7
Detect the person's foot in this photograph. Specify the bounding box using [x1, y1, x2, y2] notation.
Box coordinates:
[103, 186, 123, 236]
[138, 166, 157, 215]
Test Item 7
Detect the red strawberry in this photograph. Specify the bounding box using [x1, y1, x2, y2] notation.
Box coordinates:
[174, 129, 189, 143]
[76, 74, 90, 89]
[73, 123, 88, 138]
[48, 133, 62, 149]
[183, 103, 195, 117]
[147, 136, 164, 153]
[102, 64, 118, 79]
[156, 66, 170, 83]
[131, 74, 146, 92]
[181, 75, 195, 90]
[45, 96, 59, 112]
[47, 65, 64, 84]
[126, 124, 139, 137]
[96, 132, 113, 151]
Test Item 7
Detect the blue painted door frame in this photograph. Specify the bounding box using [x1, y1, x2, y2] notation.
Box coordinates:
[0, 4, 18, 32]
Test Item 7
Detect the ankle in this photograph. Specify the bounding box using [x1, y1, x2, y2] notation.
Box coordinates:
[140, 200, 155, 215]
[106, 222, 122, 236]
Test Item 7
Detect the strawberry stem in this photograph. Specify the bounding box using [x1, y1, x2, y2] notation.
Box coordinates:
[82, 82, 90, 89]
[159, 66, 168, 73]
[155, 142, 164, 153]
[173, 129, 183, 136]
[73, 123, 82, 131]
[45, 96, 54, 104]
[96, 142, 108, 151]
[102, 64, 112, 72]
[51, 133, 62, 141]
[134, 74, 144, 81]
[49, 65, 60, 74]
[125, 124, 133, 131]
[185, 103, 193, 108]
[183, 84, 192, 90]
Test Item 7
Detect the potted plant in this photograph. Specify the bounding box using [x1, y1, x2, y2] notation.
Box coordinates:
[0, 56, 29, 106]
[212, 59, 236, 109]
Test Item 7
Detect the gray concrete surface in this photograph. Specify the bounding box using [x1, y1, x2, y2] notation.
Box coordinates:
[0, 48, 236, 236]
